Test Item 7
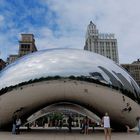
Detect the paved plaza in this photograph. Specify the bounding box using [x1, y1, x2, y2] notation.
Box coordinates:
[0, 128, 140, 140]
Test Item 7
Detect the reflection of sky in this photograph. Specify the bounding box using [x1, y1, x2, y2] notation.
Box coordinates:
[0, 48, 139, 90]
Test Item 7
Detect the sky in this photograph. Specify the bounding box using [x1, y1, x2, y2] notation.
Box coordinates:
[0, 0, 140, 64]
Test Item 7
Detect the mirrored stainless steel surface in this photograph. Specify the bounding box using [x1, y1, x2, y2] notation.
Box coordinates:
[0, 48, 139, 100]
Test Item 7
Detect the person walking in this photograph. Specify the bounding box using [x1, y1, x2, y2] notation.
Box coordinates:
[103, 112, 111, 140]
[80, 118, 85, 134]
[136, 116, 140, 135]
[84, 116, 89, 135]
[58, 120, 63, 129]
[67, 115, 73, 132]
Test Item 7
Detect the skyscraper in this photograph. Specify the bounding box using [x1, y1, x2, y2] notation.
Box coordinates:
[6, 34, 38, 65]
[19, 34, 37, 57]
[84, 21, 119, 63]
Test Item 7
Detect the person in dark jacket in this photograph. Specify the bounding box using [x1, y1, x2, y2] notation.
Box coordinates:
[67, 116, 73, 132]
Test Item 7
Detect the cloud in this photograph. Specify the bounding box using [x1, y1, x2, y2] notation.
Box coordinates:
[0, 15, 4, 21]
[44, 0, 140, 63]
[0, 15, 4, 26]
[26, 26, 84, 51]
[0, 31, 19, 60]
[0, 0, 140, 64]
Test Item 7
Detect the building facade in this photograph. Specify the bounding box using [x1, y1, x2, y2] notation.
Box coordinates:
[84, 21, 119, 63]
[121, 59, 140, 87]
[19, 34, 37, 57]
[6, 34, 38, 65]
[7, 54, 18, 65]
[0, 59, 6, 71]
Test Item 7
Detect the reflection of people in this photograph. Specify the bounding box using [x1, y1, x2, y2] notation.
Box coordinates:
[136, 117, 140, 134]
[103, 113, 111, 140]
[122, 103, 132, 113]
[122, 96, 125, 102]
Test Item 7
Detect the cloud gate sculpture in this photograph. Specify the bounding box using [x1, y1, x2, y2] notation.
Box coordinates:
[0, 48, 140, 130]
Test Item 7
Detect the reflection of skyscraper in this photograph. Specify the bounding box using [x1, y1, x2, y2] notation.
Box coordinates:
[7, 54, 18, 65]
[121, 59, 140, 87]
[84, 21, 119, 63]
[19, 34, 37, 57]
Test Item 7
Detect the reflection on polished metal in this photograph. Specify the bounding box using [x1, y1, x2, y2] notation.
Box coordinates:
[0, 48, 140, 130]
[27, 102, 101, 124]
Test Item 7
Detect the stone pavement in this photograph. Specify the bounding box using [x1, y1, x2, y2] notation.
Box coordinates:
[0, 128, 140, 140]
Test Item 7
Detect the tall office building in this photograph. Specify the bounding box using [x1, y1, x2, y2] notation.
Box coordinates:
[6, 34, 38, 65]
[84, 21, 119, 63]
[19, 34, 37, 57]
[121, 59, 140, 87]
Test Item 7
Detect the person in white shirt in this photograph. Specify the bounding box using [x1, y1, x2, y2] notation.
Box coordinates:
[102, 112, 111, 140]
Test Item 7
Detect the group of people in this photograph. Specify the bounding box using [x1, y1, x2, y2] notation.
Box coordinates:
[101, 113, 140, 140]
[77, 112, 109, 140]
[68, 113, 111, 140]
[67, 115, 91, 134]
[10, 112, 140, 139]
[80, 113, 111, 140]
[54, 119, 63, 129]
[12, 115, 21, 134]
[80, 116, 90, 134]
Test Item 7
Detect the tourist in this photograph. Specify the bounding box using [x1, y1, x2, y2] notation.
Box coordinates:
[58, 120, 63, 129]
[26, 123, 31, 131]
[102, 112, 111, 140]
[54, 120, 58, 129]
[12, 115, 17, 134]
[84, 116, 89, 135]
[16, 117, 21, 134]
[91, 120, 96, 132]
[136, 116, 140, 135]
[80, 118, 85, 134]
[67, 115, 73, 132]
